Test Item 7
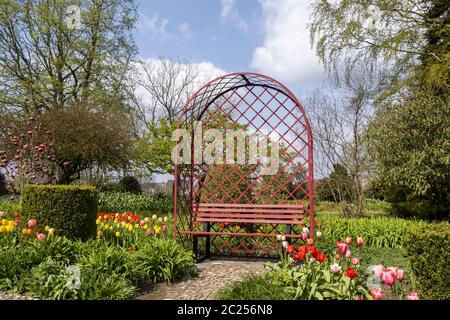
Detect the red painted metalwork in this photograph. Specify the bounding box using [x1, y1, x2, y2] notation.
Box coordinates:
[173, 72, 315, 258]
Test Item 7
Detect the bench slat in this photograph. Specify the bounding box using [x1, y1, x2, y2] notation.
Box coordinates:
[197, 217, 304, 225]
[195, 207, 303, 214]
[194, 203, 304, 209]
[195, 212, 304, 219]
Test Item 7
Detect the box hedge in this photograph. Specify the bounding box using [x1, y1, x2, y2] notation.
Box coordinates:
[21, 185, 98, 241]
[404, 222, 450, 300]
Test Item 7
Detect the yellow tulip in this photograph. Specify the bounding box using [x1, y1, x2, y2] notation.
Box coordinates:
[109, 226, 113, 231]
[1, 219, 7, 226]
[0, 226, 5, 232]
[5, 225, 14, 232]
[128, 225, 133, 232]
[115, 231, 121, 237]
[144, 224, 148, 229]
[48, 228, 55, 236]
[95, 219, 101, 225]
[134, 224, 139, 229]
[144, 217, 150, 222]
[8, 220, 14, 227]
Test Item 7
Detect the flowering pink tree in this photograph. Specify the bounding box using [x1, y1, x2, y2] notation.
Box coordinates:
[0, 103, 57, 193]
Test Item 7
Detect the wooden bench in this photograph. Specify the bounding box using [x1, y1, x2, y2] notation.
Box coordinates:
[191, 202, 305, 259]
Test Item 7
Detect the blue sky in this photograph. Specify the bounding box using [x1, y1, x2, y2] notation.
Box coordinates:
[134, 0, 263, 72]
[133, 0, 327, 91]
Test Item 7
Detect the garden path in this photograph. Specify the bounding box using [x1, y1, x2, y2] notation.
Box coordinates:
[135, 258, 269, 300]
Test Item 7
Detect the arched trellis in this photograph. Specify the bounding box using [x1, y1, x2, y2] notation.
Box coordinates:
[174, 72, 314, 258]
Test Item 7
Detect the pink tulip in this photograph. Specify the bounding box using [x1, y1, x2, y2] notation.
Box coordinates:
[139, 220, 145, 226]
[356, 236, 364, 246]
[352, 258, 360, 265]
[383, 271, 396, 286]
[147, 228, 153, 236]
[301, 232, 308, 240]
[336, 242, 348, 254]
[36, 233, 46, 240]
[345, 237, 352, 244]
[355, 295, 364, 300]
[162, 225, 168, 232]
[345, 249, 352, 258]
[397, 269, 405, 281]
[335, 253, 341, 259]
[406, 292, 419, 300]
[27, 219, 37, 227]
[370, 288, 383, 300]
[372, 265, 384, 280]
[14, 220, 20, 227]
[330, 263, 341, 273]
[387, 267, 398, 278]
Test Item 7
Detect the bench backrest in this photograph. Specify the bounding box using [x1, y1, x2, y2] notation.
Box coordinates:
[192, 202, 305, 225]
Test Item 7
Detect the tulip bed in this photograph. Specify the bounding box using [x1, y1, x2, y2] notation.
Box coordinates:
[218, 233, 419, 300]
[0, 209, 196, 300]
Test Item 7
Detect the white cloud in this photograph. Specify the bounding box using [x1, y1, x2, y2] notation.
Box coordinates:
[137, 13, 192, 40]
[251, 0, 325, 86]
[178, 23, 192, 40]
[132, 58, 226, 113]
[220, 0, 248, 32]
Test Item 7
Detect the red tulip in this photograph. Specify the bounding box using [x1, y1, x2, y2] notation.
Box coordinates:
[344, 268, 357, 279]
[287, 244, 295, 253]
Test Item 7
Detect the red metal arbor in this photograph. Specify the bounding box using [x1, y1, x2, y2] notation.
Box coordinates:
[174, 72, 314, 259]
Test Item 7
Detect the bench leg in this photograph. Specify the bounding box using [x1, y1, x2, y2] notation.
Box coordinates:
[285, 224, 291, 243]
[204, 222, 211, 258]
[193, 235, 199, 258]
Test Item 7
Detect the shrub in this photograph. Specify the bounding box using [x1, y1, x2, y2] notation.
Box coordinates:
[0, 173, 7, 196]
[128, 238, 196, 283]
[120, 176, 142, 194]
[100, 182, 125, 193]
[404, 222, 450, 300]
[390, 199, 448, 220]
[21, 185, 98, 240]
[98, 192, 173, 215]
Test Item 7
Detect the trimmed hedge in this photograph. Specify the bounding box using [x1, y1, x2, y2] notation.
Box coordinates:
[21, 185, 98, 241]
[404, 222, 450, 300]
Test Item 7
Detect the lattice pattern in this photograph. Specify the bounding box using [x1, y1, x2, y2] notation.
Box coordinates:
[174, 73, 314, 257]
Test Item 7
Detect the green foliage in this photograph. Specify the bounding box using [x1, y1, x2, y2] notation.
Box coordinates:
[128, 238, 197, 283]
[21, 185, 98, 240]
[404, 222, 450, 300]
[133, 117, 176, 175]
[26, 257, 135, 300]
[119, 176, 142, 194]
[100, 183, 126, 193]
[217, 273, 292, 300]
[368, 89, 450, 220]
[98, 192, 173, 215]
[0, 198, 21, 214]
[0, 0, 137, 110]
[317, 215, 426, 248]
[43, 102, 136, 184]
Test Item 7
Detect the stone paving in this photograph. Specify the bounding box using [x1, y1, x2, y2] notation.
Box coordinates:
[136, 258, 270, 300]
